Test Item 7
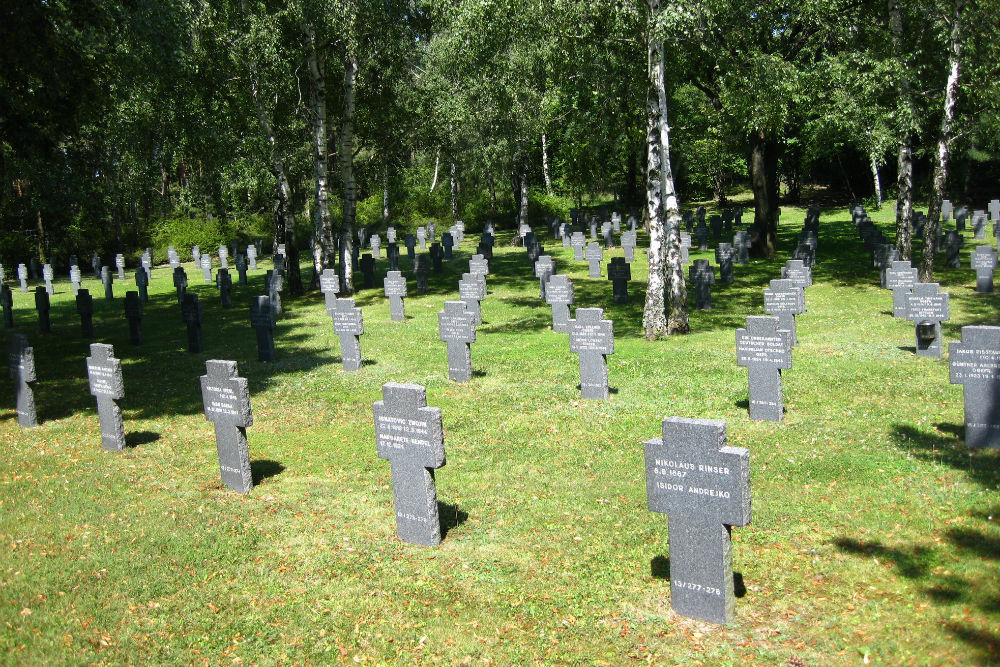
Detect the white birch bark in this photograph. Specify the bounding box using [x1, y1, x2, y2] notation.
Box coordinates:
[339, 52, 358, 294]
[541, 133, 553, 196]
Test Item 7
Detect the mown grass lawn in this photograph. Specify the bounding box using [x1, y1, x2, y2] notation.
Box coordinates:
[1, 202, 998, 666]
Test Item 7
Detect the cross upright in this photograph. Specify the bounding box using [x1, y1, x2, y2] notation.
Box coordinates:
[545, 275, 575, 333]
[135, 267, 149, 302]
[438, 300, 477, 382]
[1, 285, 13, 328]
[621, 231, 637, 262]
[715, 244, 735, 283]
[173, 267, 188, 306]
[246, 245, 257, 270]
[124, 291, 143, 344]
[200, 254, 213, 282]
[76, 289, 94, 336]
[101, 266, 114, 300]
[235, 254, 248, 284]
[141, 251, 152, 281]
[320, 268, 340, 316]
[689, 259, 716, 311]
[217, 269, 233, 308]
[427, 222, 437, 241]
[568, 307, 615, 400]
[535, 255, 555, 299]
[387, 242, 400, 271]
[91, 253, 101, 279]
[414, 255, 429, 294]
[218, 245, 229, 269]
[608, 257, 631, 304]
[250, 295, 276, 362]
[971, 245, 998, 293]
[469, 254, 489, 278]
[781, 259, 812, 289]
[34, 286, 51, 333]
[763, 279, 805, 345]
[266, 269, 284, 316]
[458, 272, 486, 325]
[441, 233, 454, 259]
[904, 283, 950, 357]
[571, 232, 586, 261]
[192, 245, 201, 266]
[355, 253, 375, 289]
[950, 326, 1000, 449]
[70, 265, 81, 295]
[430, 243, 444, 271]
[200, 359, 254, 493]
[526, 242, 542, 267]
[332, 298, 364, 370]
[943, 231, 964, 268]
[116, 253, 126, 281]
[373, 382, 447, 546]
[9, 333, 38, 427]
[370, 234, 382, 259]
[42, 264, 54, 295]
[989, 199, 1000, 222]
[404, 234, 416, 260]
[383, 271, 407, 321]
[387, 226, 397, 243]
[709, 214, 723, 240]
[941, 199, 953, 221]
[182, 293, 203, 353]
[585, 242, 604, 278]
[86, 343, 125, 451]
[885, 260, 918, 318]
[644, 417, 751, 624]
[694, 222, 709, 251]
[736, 315, 793, 421]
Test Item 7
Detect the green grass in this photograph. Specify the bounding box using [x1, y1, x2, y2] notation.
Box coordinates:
[1, 204, 999, 666]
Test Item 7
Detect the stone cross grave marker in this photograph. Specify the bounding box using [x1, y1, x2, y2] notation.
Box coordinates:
[200, 360, 254, 493]
[274, 245, 285, 272]
[91, 253, 101, 279]
[34, 286, 50, 333]
[621, 231, 637, 262]
[320, 268, 340, 315]
[689, 260, 716, 311]
[571, 232, 586, 261]
[941, 199, 953, 221]
[949, 326, 1000, 449]
[601, 222, 613, 249]
[427, 221, 437, 241]
[141, 251, 152, 280]
[371, 234, 382, 260]
[526, 242, 542, 267]
[8, 333, 38, 427]
[943, 231, 963, 268]
[585, 242, 603, 278]
[246, 244, 257, 270]
[414, 255, 429, 294]
[1, 285, 13, 328]
[535, 255, 555, 299]
[265, 269, 283, 316]
[173, 267, 188, 305]
[218, 245, 229, 269]
[763, 279, 805, 345]
[695, 221, 709, 251]
[417, 227, 427, 250]
[545, 275, 574, 333]
[168, 247, 180, 269]
[332, 298, 364, 371]
[736, 315, 793, 422]
[250, 295, 276, 362]
[405, 234, 416, 260]
[70, 265, 81, 295]
[200, 254, 212, 282]
[101, 266, 114, 300]
[235, 254, 248, 285]
[192, 245, 201, 266]
[608, 257, 631, 304]
[781, 259, 812, 288]
[644, 417, 751, 624]
[561, 223, 571, 247]
[988, 199, 1000, 222]
[904, 283, 950, 358]
[438, 300, 477, 382]
[733, 231, 750, 264]
[387, 242, 400, 271]
[124, 291, 143, 344]
[135, 267, 149, 303]
[710, 215, 723, 240]
[115, 254, 126, 281]
[458, 273, 486, 325]
[42, 264, 53, 295]
[182, 293, 203, 353]
[971, 245, 998, 293]
[76, 289, 94, 337]
[955, 206, 968, 231]
[384, 271, 407, 321]
[359, 254, 376, 289]
[430, 243, 443, 271]
[18, 263, 28, 292]
[972, 211, 987, 239]
[373, 382, 447, 546]
[217, 268, 233, 308]
[86, 343, 125, 451]
[442, 233, 454, 259]
[568, 308, 614, 400]
[469, 254, 489, 278]
[715, 244, 735, 283]
[589, 219, 598, 241]
[885, 260, 918, 318]
[679, 233, 692, 264]
[387, 226, 396, 243]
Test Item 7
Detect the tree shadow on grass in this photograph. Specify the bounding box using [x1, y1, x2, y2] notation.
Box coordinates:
[890, 424, 1000, 490]
[251, 459, 285, 485]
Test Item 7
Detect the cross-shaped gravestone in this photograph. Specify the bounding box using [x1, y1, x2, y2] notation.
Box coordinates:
[173, 267, 187, 306]
[387, 226, 397, 243]
[235, 254, 248, 285]
[568, 308, 614, 400]
[736, 315, 793, 422]
[274, 248, 285, 273]
[370, 234, 382, 260]
[383, 270, 407, 321]
[320, 268, 340, 316]
[18, 263, 28, 292]
[458, 273, 486, 325]
[101, 266, 114, 300]
[715, 244, 735, 283]
[943, 230, 964, 268]
[417, 227, 427, 250]
[350, 243, 360, 271]
[709, 215, 723, 240]
[246, 245, 257, 271]
[359, 254, 376, 289]
[781, 259, 812, 288]
[526, 242, 542, 267]
[86, 343, 125, 451]
[971, 245, 998, 293]
[124, 291, 143, 344]
[9, 333, 38, 427]
[427, 222, 437, 242]
[387, 242, 400, 271]
[561, 223, 571, 247]
[414, 255, 429, 294]
[480, 232, 494, 248]
[585, 242, 603, 278]
[77, 289, 94, 337]
[988, 199, 1000, 222]
[694, 222, 709, 251]
[182, 293, 203, 353]
[332, 298, 364, 371]
[733, 231, 750, 264]
[885, 260, 918, 318]
[250, 295, 276, 362]
[955, 206, 968, 231]
[192, 245, 201, 266]
[589, 219, 598, 241]
[42, 264, 53, 295]
[608, 257, 631, 304]
[265, 269, 283, 316]
[441, 232, 454, 259]
[535, 255, 555, 299]
[167, 247, 179, 269]
[430, 243, 443, 272]
[679, 233, 692, 264]
[404, 234, 416, 260]
[544, 275, 575, 333]
[571, 232, 586, 261]
[135, 267, 149, 303]
[438, 300, 477, 382]
[644, 417, 751, 624]
[950, 326, 1000, 449]
[689, 260, 716, 311]
[357, 228, 367, 247]
[793, 242, 815, 267]
[1, 285, 13, 328]
[200, 360, 254, 493]
[476, 241, 493, 260]
[34, 286, 50, 333]
[91, 253, 101, 279]
[218, 245, 229, 269]
[115, 253, 126, 281]
[941, 199, 953, 221]
[217, 268, 233, 308]
[469, 254, 489, 278]
[200, 254, 212, 282]
[904, 283, 950, 357]
[621, 231, 637, 262]
[763, 279, 805, 345]
[70, 265, 81, 295]
[972, 211, 987, 240]
[141, 251, 152, 279]
[601, 222, 614, 249]
[373, 382, 446, 546]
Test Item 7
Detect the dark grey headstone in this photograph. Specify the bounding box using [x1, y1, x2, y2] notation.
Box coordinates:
[124, 291, 143, 344]
[608, 257, 631, 304]
[568, 308, 614, 400]
[217, 269, 233, 307]
[950, 326, 1000, 449]
[469, 254, 489, 278]
[101, 266, 114, 300]
[458, 273, 486, 325]
[904, 283, 950, 358]
[384, 270, 407, 321]
[885, 260, 918, 318]
[414, 255, 429, 294]
[387, 242, 400, 271]
[1, 285, 13, 328]
[360, 254, 376, 288]
[781, 259, 812, 288]
[332, 298, 364, 371]
[34, 286, 50, 333]
[438, 300, 477, 382]
[200, 360, 253, 493]
[689, 260, 716, 311]
[694, 222, 709, 251]
[236, 254, 248, 284]
[173, 267, 188, 306]
[250, 295, 276, 362]
[441, 232, 454, 259]
[571, 232, 586, 261]
[115, 253, 126, 280]
[763, 279, 805, 345]
[404, 234, 416, 260]
[971, 245, 998, 293]
[182, 293, 203, 353]
[430, 243, 443, 272]
[135, 267, 149, 303]
[535, 255, 555, 299]
[943, 231, 964, 268]
[545, 275, 574, 333]
[8, 333, 38, 427]
[714, 244, 735, 283]
[585, 242, 603, 278]
[733, 231, 750, 264]
[76, 289, 94, 337]
[972, 211, 987, 240]
[736, 315, 792, 422]
[373, 382, 446, 546]
[86, 343, 125, 451]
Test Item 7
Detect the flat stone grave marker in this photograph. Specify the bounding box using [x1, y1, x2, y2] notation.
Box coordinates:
[405, 234, 416, 260]
[182, 293, 203, 353]
[384, 271, 407, 321]
[763, 279, 805, 345]
[200, 254, 212, 282]
[535, 255, 555, 299]
[458, 273, 486, 325]
[585, 242, 603, 278]
[18, 263, 28, 292]
[904, 283, 950, 357]
[608, 257, 631, 304]
[332, 298, 364, 370]
[373, 382, 447, 546]
[70, 265, 81, 295]
[86, 343, 125, 451]
[442, 233, 454, 259]
[972, 245, 998, 293]
[949, 326, 1000, 449]
[781, 259, 812, 288]
[76, 289, 94, 336]
[568, 307, 614, 400]
[430, 243, 443, 271]
[218, 245, 229, 269]
[101, 266, 114, 300]
[124, 291, 143, 344]
[173, 267, 188, 305]
[715, 244, 735, 283]
[417, 227, 427, 250]
[34, 286, 50, 333]
[885, 260, 918, 318]
[200, 359, 254, 493]
[414, 255, 429, 294]
[116, 254, 126, 280]
[387, 242, 400, 271]
[469, 254, 489, 278]
[247, 245, 257, 270]
[217, 269, 233, 308]
[571, 232, 586, 261]
[250, 295, 276, 362]
[736, 315, 792, 421]
[943, 231, 963, 268]
[371, 234, 382, 260]
[545, 275, 574, 333]
[1, 285, 13, 328]
[621, 231, 637, 262]
[689, 259, 716, 310]
[438, 300, 477, 382]
[644, 416, 751, 624]
[8, 333, 38, 427]
[42, 264, 53, 295]
[135, 267, 149, 302]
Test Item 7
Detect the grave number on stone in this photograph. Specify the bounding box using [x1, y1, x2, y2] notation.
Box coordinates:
[949, 326, 1000, 449]
[736, 315, 792, 422]
[86, 343, 125, 451]
[200, 360, 254, 493]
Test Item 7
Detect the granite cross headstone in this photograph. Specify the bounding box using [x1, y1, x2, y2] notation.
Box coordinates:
[86, 343, 125, 451]
[689, 260, 716, 311]
[414, 255, 429, 294]
[217, 268, 233, 308]
[405, 233, 416, 260]
[571, 232, 586, 261]
[417, 227, 427, 250]
[608, 257, 631, 304]
[250, 295, 276, 362]
[332, 298, 364, 371]
[458, 272, 486, 325]
[885, 260, 918, 318]
[568, 308, 614, 400]
[360, 254, 376, 289]
[714, 244, 735, 284]
[370, 234, 382, 260]
[545, 275, 574, 333]
[943, 230, 963, 268]
[736, 315, 793, 422]
[135, 267, 149, 303]
[430, 243, 443, 272]
[101, 266, 114, 300]
[34, 286, 50, 333]
[18, 263, 28, 292]
[763, 279, 805, 345]
[42, 264, 53, 295]
[585, 242, 603, 278]
[76, 289, 94, 337]
[904, 283, 950, 357]
[200, 359, 254, 493]
[115, 253, 126, 281]
[438, 300, 477, 382]
[8, 333, 38, 427]
[70, 265, 81, 295]
[91, 253, 101, 279]
[182, 293, 203, 353]
[781, 259, 812, 288]
[173, 267, 188, 305]
[201, 253, 212, 282]
[442, 232, 454, 259]
[387, 242, 400, 271]
[122, 291, 142, 344]
[384, 271, 407, 321]
[246, 245, 257, 270]
[971, 245, 998, 293]
[949, 326, 1000, 449]
[535, 255, 555, 299]
[218, 245, 229, 269]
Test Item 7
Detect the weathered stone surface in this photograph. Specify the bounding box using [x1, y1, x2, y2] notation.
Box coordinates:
[384, 271, 407, 321]
[950, 326, 1000, 449]
[332, 298, 364, 371]
[608, 257, 631, 303]
[585, 242, 603, 278]
[438, 300, 477, 382]
[545, 275, 574, 333]
[763, 279, 805, 345]
[568, 308, 614, 400]
[200, 360, 254, 493]
[904, 283, 950, 358]
[971, 245, 998, 293]
[86, 343, 125, 451]
[736, 316, 792, 422]
[250, 295, 276, 362]
[8, 333, 37, 427]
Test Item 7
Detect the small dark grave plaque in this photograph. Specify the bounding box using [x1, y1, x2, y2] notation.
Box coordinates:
[86, 343, 125, 451]
[373, 382, 446, 546]
[458, 273, 486, 325]
[585, 242, 603, 278]
[8, 333, 38, 427]
[608, 257, 631, 304]
[950, 326, 1000, 449]
[885, 260, 918, 318]
[545, 275, 574, 333]
[34, 286, 50, 333]
[644, 417, 750, 624]
[535, 255, 555, 299]
[182, 293, 203, 353]
[430, 243, 443, 272]
[384, 271, 407, 321]
[971, 245, 998, 293]
[689, 260, 716, 310]
[736, 315, 792, 422]
[18, 263, 29, 292]
[568, 308, 614, 400]
[101, 266, 114, 300]
[438, 300, 477, 382]
[77, 289, 94, 336]
[250, 295, 276, 362]
[200, 360, 254, 493]
[135, 267, 149, 303]
[332, 298, 364, 370]
[1, 285, 13, 328]
[781, 259, 812, 288]
[904, 283, 950, 357]
[124, 291, 143, 344]
[217, 269, 233, 308]
[173, 267, 188, 306]
[763, 279, 805, 345]
[571, 232, 586, 261]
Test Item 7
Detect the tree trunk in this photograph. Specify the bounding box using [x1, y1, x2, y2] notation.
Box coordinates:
[749, 130, 780, 257]
[339, 52, 359, 294]
[429, 148, 440, 193]
[870, 151, 883, 210]
[541, 133, 553, 196]
[36, 210, 46, 263]
[303, 21, 335, 289]
[919, 0, 964, 282]
[643, 2, 668, 339]
[450, 161, 458, 221]
[382, 165, 389, 221]
[487, 166, 497, 214]
[890, 0, 914, 260]
[518, 152, 529, 228]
